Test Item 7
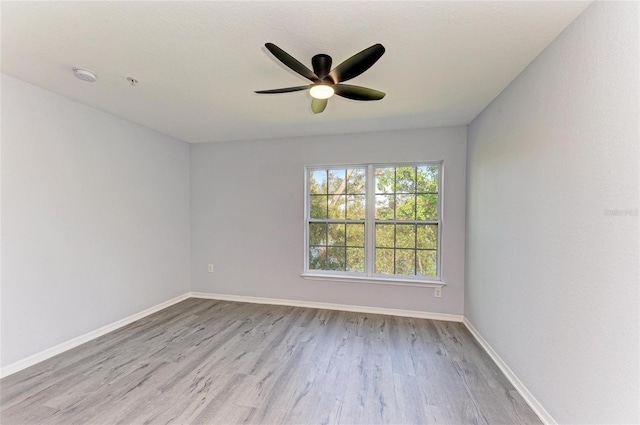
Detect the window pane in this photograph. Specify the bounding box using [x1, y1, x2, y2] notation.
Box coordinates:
[396, 167, 415, 193]
[346, 195, 366, 220]
[375, 248, 394, 274]
[417, 225, 437, 249]
[395, 194, 416, 221]
[346, 223, 365, 247]
[395, 249, 415, 275]
[328, 195, 346, 219]
[417, 165, 438, 193]
[375, 167, 395, 193]
[375, 224, 394, 248]
[347, 168, 366, 194]
[309, 247, 326, 270]
[416, 194, 438, 220]
[310, 195, 327, 219]
[309, 170, 327, 194]
[396, 224, 415, 249]
[328, 169, 346, 194]
[417, 250, 437, 276]
[326, 247, 346, 271]
[309, 223, 327, 246]
[346, 248, 365, 272]
[375, 194, 395, 220]
[328, 223, 345, 246]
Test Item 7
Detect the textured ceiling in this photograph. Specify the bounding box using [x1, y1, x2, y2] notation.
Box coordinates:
[1, 1, 590, 143]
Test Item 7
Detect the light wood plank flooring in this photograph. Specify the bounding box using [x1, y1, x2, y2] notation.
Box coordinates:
[1, 298, 542, 424]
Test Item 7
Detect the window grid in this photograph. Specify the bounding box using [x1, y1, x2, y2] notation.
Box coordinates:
[308, 168, 366, 273]
[373, 165, 439, 277]
[306, 163, 441, 281]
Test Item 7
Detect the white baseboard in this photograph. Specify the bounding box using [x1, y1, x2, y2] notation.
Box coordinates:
[190, 291, 463, 322]
[0, 292, 191, 379]
[462, 318, 556, 425]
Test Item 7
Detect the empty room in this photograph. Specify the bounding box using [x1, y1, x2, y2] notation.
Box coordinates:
[1, 1, 638, 424]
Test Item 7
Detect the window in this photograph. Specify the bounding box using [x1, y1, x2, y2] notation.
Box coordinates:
[304, 163, 442, 284]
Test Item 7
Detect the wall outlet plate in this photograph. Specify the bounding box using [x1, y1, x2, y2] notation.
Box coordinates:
[434, 288, 442, 298]
[207, 264, 214, 273]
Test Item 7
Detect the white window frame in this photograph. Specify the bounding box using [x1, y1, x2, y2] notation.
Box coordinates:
[302, 162, 444, 288]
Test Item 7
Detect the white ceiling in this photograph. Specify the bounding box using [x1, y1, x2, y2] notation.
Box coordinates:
[1, 1, 590, 144]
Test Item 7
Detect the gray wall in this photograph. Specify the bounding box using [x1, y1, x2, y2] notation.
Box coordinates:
[465, 2, 639, 424]
[191, 127, 467, 315]
[1, 75, 191, 367]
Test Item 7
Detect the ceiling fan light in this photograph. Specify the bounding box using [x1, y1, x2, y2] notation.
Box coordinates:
[310, 84, 334, 99]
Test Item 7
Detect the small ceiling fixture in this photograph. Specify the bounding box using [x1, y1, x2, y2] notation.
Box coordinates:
[127, 77, 139, 87]
[73, 68, 97, 82]
[255, 43, 386, 114]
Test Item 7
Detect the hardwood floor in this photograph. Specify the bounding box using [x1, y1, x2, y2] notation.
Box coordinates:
[0, 298, 542, 424]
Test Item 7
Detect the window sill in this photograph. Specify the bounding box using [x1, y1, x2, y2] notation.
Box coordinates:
[301, 273, 445, 288]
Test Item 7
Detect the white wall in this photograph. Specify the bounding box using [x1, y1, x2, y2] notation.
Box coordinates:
[191, 127, 466, 315]
[466, 2, 639, 424]
[1, 75, 191, 367]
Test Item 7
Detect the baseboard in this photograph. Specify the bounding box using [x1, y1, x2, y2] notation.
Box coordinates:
[190, 291, 463, 322]
[0, 292, 191, 379]
[462, 318, 556, 425]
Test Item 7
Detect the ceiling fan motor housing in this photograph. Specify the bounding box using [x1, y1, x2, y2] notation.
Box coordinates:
[312, 54, 333, 81]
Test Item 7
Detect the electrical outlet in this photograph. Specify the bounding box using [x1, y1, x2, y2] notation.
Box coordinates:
[207, 264, 214, 273]
[434, 288, 442, 298]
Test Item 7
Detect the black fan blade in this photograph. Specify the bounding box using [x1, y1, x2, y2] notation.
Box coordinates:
[334, 84, 385, 101]
[312, 54, 332, 80]
[255, 85, 310, 94]
[265, 43, 319, 82]
[329, 44, 385, 83]
[311, 98, 328, 114]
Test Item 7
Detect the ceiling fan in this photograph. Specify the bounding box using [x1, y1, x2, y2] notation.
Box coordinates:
[255, 43, 386, 114]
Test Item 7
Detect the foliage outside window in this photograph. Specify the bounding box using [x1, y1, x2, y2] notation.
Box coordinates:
[305, 163, 441, 282]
